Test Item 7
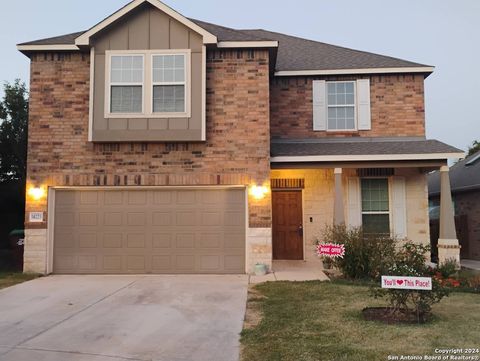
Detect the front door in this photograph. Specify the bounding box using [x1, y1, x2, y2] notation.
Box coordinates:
[272, 191, 303, 260]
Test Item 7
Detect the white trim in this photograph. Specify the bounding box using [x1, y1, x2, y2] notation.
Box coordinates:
[201, 45, 207, 141]
[104, 49, 192, 119]
[46, 188, 56, 275]
[75, 0, 217, 46]
[326, 80, 357, 131]
[88, 47, 95, 142]
[275, 67, 435, 77]
[105, 52, 146, 118]
[271, 153, 466, 163]
[17, 44, 79, 52]
[217, 41, 278, 48]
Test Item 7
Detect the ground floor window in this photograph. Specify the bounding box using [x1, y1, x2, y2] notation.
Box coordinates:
[361, 178, 390, 234]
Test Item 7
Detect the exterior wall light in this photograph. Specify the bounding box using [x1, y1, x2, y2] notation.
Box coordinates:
[27, 185, 47, 201]
[249, 185, 269, 200]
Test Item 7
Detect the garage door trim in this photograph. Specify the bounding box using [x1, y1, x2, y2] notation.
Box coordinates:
[46, 186, 248, 274]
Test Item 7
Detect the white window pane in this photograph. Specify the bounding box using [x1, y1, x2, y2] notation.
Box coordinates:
[122, 69, 132, 83]
[153, 69, 163, 83]
[164, 55, 174, 68]
[346, 118, 355, 129]
[122, 56, 132, 69]
[164, 69, 174, 82]
[328, 94, 336, 106]
[174, 69, 184, 82]
[153, 55, 164, 69]
[337, 118, 346, 130]
[346, 107, 355, 118]
[346, 93, 355, 105]
[132, 56, 143, 69]
[337, 94, 346, 105]
[327, 83, 336, 95]
[328, 118, 337, 130]
[336, 82, 346, 94]
[111, 69, 122, 83]
[345, 82, 354, 93]
[153, 85, 185, 113]
[111, 86, 142, 113]
[132, 69, 143, 83]
[111, 56, 122, 69]
[175, 55, 184, 68]
[337, 107, 346, 118]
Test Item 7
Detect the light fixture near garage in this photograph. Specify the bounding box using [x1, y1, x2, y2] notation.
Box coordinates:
[249, 185, 269, 200]
[27, 184, 47, 201]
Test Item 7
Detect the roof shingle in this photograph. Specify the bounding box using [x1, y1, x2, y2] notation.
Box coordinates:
[18, 13, 431, 72]
[271, 138, 463, 158]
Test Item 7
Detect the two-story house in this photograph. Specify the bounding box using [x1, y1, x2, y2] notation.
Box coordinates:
[17, 0, 463, 275]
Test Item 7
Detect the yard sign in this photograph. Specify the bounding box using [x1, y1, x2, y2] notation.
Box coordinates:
[381, 276, 432, 290]
[316, 243, 345, 258]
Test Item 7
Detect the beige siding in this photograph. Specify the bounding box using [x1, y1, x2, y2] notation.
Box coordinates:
[91, 2, 204, 141]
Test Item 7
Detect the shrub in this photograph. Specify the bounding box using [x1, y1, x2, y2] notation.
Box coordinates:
[371, 242, 450, 322]
[437, 258, 459, 278]
[317, 225, 396, 280]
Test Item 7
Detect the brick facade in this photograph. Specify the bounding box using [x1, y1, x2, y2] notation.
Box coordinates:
[24, 49, 272, 272]
[454, 191, 480, 260]
[270, 74, 425, 139]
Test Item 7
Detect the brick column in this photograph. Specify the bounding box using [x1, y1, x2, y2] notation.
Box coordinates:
[437, 166, 460, 266]
[333, 168, 345, 225]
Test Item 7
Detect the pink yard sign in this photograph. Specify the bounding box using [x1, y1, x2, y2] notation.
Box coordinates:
[316, 243, 345, 259]
[381, 276, 432, 291]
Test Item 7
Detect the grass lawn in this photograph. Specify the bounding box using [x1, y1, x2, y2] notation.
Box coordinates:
[241, 281, 480, 361]
[0, 273, 40, 290]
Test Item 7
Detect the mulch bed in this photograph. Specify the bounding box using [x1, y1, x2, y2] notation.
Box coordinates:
[362, 307, 429, 324]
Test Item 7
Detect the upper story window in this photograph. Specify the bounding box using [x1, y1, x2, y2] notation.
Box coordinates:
[105, 50, 190, 118]
[327, 81, 355, 131]
[110, 55, 144, 114]
[312, 79, 371, 132]
[152, 55, 186, 113]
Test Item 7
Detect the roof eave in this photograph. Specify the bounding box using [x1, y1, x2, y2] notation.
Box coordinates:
[274, 66, 435, 77]
[270, 152, 465, 163]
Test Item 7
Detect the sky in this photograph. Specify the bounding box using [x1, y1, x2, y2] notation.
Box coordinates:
[0, 0, 478, 151]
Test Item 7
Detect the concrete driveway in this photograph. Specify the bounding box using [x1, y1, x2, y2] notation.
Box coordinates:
[0, 275, 248, 361]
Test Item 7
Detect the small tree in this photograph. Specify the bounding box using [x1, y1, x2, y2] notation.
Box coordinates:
[467, 140, 480, 157]
[371, 242, 450, 323]
[0, 80, 29, 183]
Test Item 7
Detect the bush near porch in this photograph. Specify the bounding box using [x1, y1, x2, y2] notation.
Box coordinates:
[240, 281, 480, 361]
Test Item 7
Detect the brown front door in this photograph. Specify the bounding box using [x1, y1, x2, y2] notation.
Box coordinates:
[272, 191, 303, 260]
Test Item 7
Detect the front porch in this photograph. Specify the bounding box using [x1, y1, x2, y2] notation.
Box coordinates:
[268, 161, 461, 267]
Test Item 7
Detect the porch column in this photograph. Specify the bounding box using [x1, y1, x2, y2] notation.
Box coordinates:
[333, 168, 345, 225]
[438, 166, 460, 266]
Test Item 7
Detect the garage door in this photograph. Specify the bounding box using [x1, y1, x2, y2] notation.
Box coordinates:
[53, 188, 246, 274]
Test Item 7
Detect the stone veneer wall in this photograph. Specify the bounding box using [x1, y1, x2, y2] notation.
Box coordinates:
[24, 49, 272, 274]
[270, 168, 430, 262]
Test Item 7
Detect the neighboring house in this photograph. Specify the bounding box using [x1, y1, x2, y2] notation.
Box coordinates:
[428, 151, 480, 261]
[17, 0, 464, 275]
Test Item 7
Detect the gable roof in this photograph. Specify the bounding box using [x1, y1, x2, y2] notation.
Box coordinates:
[75, 0, 217, 46]
[428, 150, 480, 195]
[17, 1, 433, 75]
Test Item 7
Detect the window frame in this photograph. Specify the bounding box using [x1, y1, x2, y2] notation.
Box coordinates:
[151, 53, 187, 115]
[326, 80, 357, 132]
[104, 49, 191, 119]
[360, 177, 392, 235]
